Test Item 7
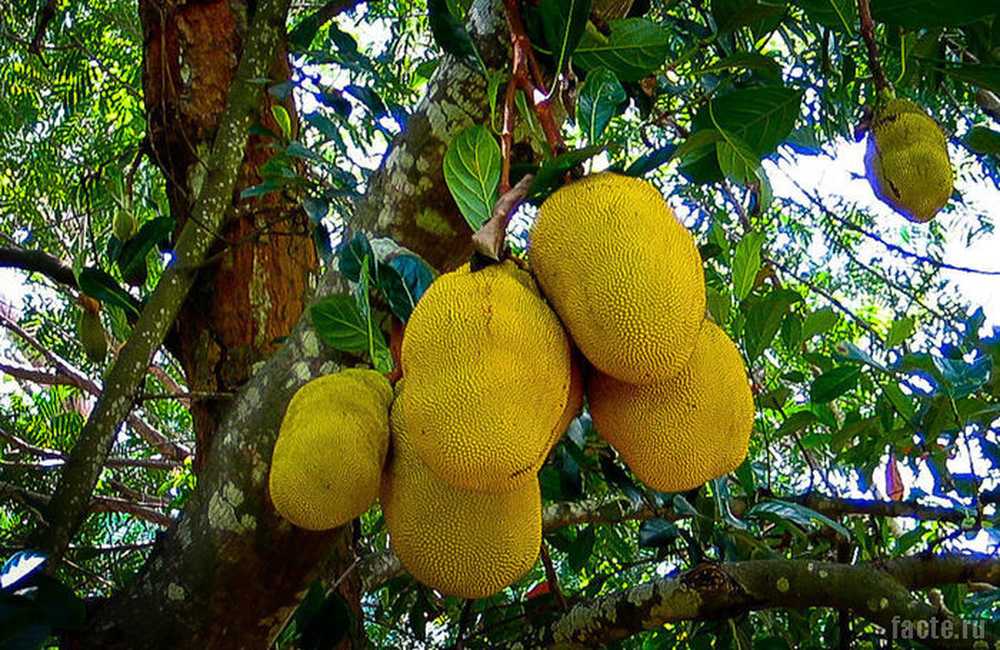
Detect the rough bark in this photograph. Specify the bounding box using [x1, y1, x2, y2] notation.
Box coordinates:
[502, 556, 1000, 649]
[79, 2, 506, 646]
[32, 0, 292, 568]
[140, 0, 317, 472]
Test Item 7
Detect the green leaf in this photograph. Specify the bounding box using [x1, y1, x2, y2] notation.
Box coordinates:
[801, 307, 839, 339]
[311, 294, 375, 354]
[539, 0, 593, 78]
[732, 231, 764, 300]
[271, 105, 292, 140]
[78, 268, 140, 317]
[376, 254, 436, 323]
[935, 63, 1000, 95]
[576, 67, 626, 143]
[427, 0, 484, 71]
[716, 135, 761, 186]
[692, 52, 783, 81]
[810, 365, 861, 403]
[746, 499, 851, 539]
[443, 125, 501, 231]
[965, 126, 1000, 158]
[337, 232, 375, 283]
[117, 217, 173, 282]
[743, 289, 801, 361]
[682, 87, 803, 183]
[528, 145, 605, 198]
[354, 257, 392, 373]
[886, 316, 916, 347]
[775, 410, 817, 437]
[872, 0, 998, 27]
[706, 286, 732, 324]
[567, 525, 596, 571]
[639, 518, 679, 548]
[796, 0, 857, 32]
[574, 19, 672, 81]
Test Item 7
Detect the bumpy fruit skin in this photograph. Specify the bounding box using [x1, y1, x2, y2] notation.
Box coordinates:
[78, 310, 107, 364]
[864, 98, 953, 223]
[400, 260, 573, 493]
[544, 352, 585, 455]
[269, 369, 392, 530]
[589, 320, 754, 493]
[382, 388, 541, 598]
[530, 173, 706, 385]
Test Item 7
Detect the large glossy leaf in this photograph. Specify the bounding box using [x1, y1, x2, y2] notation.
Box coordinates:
[539, 0, 593, 77]
[796, 0, 857, 32]
[311, 294, 383, 356]
[117, 217, 173, 282]
[376, 254, 436, 323]
[682, 87, 803, 183]
[443, 125, 501, 231]
[935, 63, 1000, 95]
[528, 145, 604, 198]
[576, 67, 626, 143]
[574, 19, 672, 81]
[78, 268, 140, 317]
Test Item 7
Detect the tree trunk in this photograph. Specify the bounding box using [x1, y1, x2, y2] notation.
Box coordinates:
[140, 0, 316, 473]
[79, 1, 506, 646]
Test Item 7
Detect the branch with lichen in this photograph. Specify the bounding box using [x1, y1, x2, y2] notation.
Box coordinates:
[30, 0, 294, 563]
[499, 555, 999, 649]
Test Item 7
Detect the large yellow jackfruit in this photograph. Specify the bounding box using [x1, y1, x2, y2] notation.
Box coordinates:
[382, 388, 541, 598]
[529, 173, 706, 385]
[864, 98, 953, 223]
[400, 260, 573, 493]
[269, 369, 392, 530]
[589, 320, 754, 493]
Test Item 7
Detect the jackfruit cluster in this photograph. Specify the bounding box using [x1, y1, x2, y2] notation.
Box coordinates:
[269, 369, 392, 531]
[864, 97, 953, 223]
[530, 173, 754, 493]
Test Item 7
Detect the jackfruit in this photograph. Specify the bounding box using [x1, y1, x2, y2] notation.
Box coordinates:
[864, 98, 953, 223]
[589, 320, 754, 493]
[269, 368, 392, 530]
[382, 387, 541, 598]
[400, 260, 573, 493]
[544, 352, 585, 455]
[78, 309, 107, 364]
[530, 173, 705, 385]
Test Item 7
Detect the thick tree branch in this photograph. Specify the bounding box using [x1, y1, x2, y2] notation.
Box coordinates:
[31, 0, 293, 563]
[0, 246, 78, 289]
[503, 555, 999, 649]
[857, 0, 889, 92]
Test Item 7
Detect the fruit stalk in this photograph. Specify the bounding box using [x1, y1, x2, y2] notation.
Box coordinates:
[857, 0, 889, 92]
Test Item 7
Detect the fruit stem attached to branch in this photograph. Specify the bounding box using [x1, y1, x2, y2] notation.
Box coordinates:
[857, 0, 890, 93]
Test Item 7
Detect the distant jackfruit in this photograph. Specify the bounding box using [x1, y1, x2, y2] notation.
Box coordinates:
[382, 387, 541, 598]
[530, 173, 706, 385]
[864, 97, 953, 223]
[400, 260, 573, 493]
[78, 309, 107, 364]
[269, 369, 392, 530]
[589, 320, 754, 493]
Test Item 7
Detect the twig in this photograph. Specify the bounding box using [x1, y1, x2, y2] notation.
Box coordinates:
[539, 543, 568, 611]
[856, 0, 890, 92]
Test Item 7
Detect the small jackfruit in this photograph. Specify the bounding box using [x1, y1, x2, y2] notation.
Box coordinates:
[530, 173, 706, 385]
[269, 368, 392, 530]
[864, 98, 953, 223]
[382, 388, 541, 598]
[400, 260, 573, 493]
[589, 320, 754, 493]
[78, 309, 107, 364]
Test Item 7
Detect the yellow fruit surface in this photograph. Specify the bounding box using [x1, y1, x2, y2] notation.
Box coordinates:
[269, 369, 392, 530]
[400, 260, 573, 493]
[865, 98, 953, 223]
[382, 390, 541, 598]
[529, 173, 706, 385]
[589, 320, 754, 493]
